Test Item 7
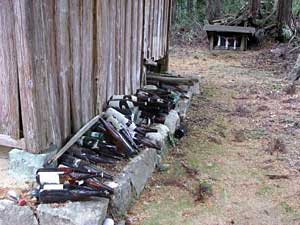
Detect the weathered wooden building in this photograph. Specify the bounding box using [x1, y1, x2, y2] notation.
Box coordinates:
[0, 0, 172, 153]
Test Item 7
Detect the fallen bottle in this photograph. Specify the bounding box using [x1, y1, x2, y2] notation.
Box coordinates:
[38, 184, 110, 203]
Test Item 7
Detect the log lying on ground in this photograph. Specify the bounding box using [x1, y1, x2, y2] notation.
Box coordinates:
[147, 72, 199, 85]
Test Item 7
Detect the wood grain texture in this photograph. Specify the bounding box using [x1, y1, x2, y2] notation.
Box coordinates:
[119, 0, 126, 94]
[115, 0, 121, 95]
[55, 0, 71, 141]
[143, 0, 150, 59]
[124, 0, 132, 94]
[81, 0, 95, 124]
[1, 0, 172, 152]
[96, 0, 108, 110]
[42, 0, 62, 148]
[0, 0, 20, 139]
[136, 0, 144, 89]
[130, 0, 138, 93]
[69, 0, 82, 131]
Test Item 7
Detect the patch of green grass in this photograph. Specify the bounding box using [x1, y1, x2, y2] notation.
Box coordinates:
[280, 202, 294, 214]
[246, 128, 268, 140]
[256, 186, 273, 196]
[141, 194, 194, 225]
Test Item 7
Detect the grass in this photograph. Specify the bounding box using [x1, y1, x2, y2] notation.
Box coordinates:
[129, 47, 300, 225]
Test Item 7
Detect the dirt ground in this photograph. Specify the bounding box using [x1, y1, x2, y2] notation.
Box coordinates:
[127, 47, 300, 225]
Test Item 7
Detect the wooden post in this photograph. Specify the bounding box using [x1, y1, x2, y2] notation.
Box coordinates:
[240, 35, 246, 51]
[209, 33, 214, 50]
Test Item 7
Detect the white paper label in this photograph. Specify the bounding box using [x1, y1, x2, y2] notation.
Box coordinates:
[38, 172, 61, 184]
[43, 184, 64, 190]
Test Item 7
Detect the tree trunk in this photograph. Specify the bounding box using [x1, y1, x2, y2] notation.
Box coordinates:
[277, 0, 292, 26]
[276, 0, 292, 40]
[172, 0, 177, 24]
[187, 0, 193, 16]
[206, 0, 221, 22]
[249, 0, 261, 20]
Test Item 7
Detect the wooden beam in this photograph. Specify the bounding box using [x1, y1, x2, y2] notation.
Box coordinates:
[44, 115, 101, 167]
[0, 135, 25, 149]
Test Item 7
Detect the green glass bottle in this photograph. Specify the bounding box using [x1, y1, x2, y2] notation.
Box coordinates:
[84, 131, 105, 141]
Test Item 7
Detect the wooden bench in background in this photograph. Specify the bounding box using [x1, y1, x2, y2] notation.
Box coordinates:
[204, 25, 256, 51]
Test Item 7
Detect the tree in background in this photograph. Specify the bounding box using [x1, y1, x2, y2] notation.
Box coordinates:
[249, 0, 261, 20]
[206, 0, 222, 22]
[277, 0, 292, 26]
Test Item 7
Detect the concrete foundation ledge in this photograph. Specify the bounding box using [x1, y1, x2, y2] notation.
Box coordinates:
[110, 148, 158, 217]
[37, 198, 109, 225]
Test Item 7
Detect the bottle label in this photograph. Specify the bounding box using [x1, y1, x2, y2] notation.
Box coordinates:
[38, 172, 61, 184]
[42, 184, 64, 190]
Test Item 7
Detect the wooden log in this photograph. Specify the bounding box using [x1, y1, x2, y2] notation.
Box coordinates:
[0, 0, 20, 139]
[147, 74, 199, 85]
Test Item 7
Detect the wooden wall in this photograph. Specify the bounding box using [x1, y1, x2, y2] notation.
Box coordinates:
[0, 0, 172, 153]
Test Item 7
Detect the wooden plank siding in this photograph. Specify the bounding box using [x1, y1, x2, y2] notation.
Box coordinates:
[0, 1, 20, 139]
[0, 0, 172, 153]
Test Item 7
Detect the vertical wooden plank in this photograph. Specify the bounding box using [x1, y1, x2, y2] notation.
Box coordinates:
[124, 0, 132, 94]
[56, 0, 71, 140]
[14, 0, 57, 152]
[106, 0, 115, 98]
[0, 0, 20, 139]
[120, 0, 126, 94]
[136, 0, 144, 89]
[143, 0, 150, 59]
[157, 0, 162, 59]
[162, 0, 169, 54]
[161, 0, 166, 57]
[81, 0, 94, 124]
[96, 0, 108, 110]
[131, 0, 138, 93]
[69, 0, 82, 131]
[115, 0, 121, 94]
[42, 0, 62, 147]
[149, 0, 154, 60]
